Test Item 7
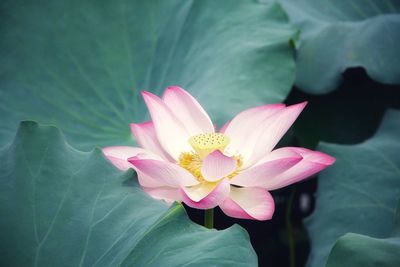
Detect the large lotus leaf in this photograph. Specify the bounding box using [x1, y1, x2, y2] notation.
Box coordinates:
[305, 109, 400, 267]
[326, 200, 400, 267]
[0, 0, 296, 150]
[279, 0, 400, 93]
[0, 121, 257, 267]
[326, 234, 400, 267]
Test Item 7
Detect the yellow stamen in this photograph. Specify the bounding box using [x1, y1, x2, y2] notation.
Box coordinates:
[179, 151, 243, 182]
[179, 152, 204, 182]
[188, 133, 229, 159]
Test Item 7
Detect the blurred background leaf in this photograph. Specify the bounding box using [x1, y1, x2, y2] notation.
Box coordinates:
[285, 68, 400, 148]
[0, 0, 295, 150]
[326, 200, 400, 267]
[0, 122, 257, 267]
[305, 109, 400, 267]
[279, 0, 400, 93]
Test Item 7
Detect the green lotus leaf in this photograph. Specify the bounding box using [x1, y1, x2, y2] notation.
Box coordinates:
[0, 121, 257, 267]
[0, 0, 296, 150]
[280, 0, 400, 93]
[305, 109, 400, 267]
[326, 200, 400, 267]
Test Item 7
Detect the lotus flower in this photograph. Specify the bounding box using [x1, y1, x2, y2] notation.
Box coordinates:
[103, 87, 335, 220]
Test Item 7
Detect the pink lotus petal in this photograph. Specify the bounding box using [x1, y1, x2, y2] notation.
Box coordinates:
[128, 157, 199, 187]
[253, 146, 303, 165]
[162, 86, 214, 135]
[130, 122, 174, 162]
[136, 170, 166, 188]
[245, 102, 307, 167]
[229, 149, 303, 187]
[201, 150, 237, 182]
[181, 179, 230, 209]
[142, 91, 192, 160]
[219, 187, 275, 221]
[102, 146, 171, 188]
[102, 146, 161, 171]
[143, 186, 182, 204]
[288, 147, 336, 165]
[223, 104, 286, 167]
[261, 147, 335, 190]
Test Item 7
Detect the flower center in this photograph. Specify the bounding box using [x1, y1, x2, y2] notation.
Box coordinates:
[179, 152, 243, 182]
[179, 133, 242, 182]
[188, 133, 229, 159]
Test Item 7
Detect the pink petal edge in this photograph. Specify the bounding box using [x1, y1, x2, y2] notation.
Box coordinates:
[102, 146, 161, 171]
[229, 150, 303, 187]
[223, 103, 286, 166]
[143, 186, 182, 204]
[261, 147, 335, 191]
[162, 86, 214, 135]
[219, 187, 275, 221]
[141, 91, 192, 160]
[130, 122, 174, 162]
[181, 179, 230, 209]
[244, 102, 307, 168]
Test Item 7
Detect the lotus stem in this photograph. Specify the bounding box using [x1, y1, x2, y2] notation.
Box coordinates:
[204, 209, 214, 229]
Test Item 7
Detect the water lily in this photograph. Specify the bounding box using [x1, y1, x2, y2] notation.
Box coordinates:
[103, 86, 335, 221]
